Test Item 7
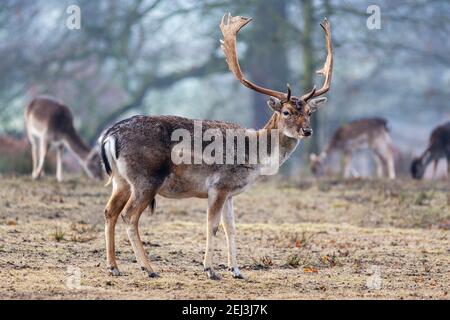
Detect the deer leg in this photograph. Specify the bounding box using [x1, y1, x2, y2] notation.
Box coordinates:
[104, 178, 130, 276]
[221, 197, 243, 279]
[432, 159, 439, 180]
[385, 151, 396, 179]
[56, 144, 64, 182]
[446, 156, 450, 180]
[204, 189, 228, 280]
[373, 154, 384, 178]
[343, 152, 352, 178]
[33, 137, 49, 179]
[374, 139, 396, 180]
[121, 184, 159, 278]
[28, 135, 39, 177]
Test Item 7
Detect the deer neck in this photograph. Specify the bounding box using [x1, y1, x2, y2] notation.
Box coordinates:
[259, 113, 300, 166]
[63, 128, 92, 163]
[420, 149, 437, 167]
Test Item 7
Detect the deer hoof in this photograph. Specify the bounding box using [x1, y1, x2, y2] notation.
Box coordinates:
[108, 267, 121, 276]
[230, 267, 244, 279]
[204, 268, 221, 280]
[141, 267, 159, 278]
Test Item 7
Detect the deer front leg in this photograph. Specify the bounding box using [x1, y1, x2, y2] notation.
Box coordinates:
[28, 134, 39, 177]
[343, 152, 352, 178]
[447, 156, 450, 180]
[204, 189, 228, 280]
[33, 137, 49, 179]
[386, 153, 396, 179]
[432, 159, 439, 180]
[56, 144, 64, 182]
[373, 154, 384, 178]
[221, 197, 243, 279]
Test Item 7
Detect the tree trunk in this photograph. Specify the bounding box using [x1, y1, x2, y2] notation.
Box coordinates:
[301, 0, 319, 154]
[247, 0, 289, 129]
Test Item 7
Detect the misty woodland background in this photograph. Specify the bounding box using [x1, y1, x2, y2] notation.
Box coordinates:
[0, 0, 449, 176]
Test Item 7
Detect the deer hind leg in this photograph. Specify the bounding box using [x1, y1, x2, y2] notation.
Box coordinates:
[104, 177, 130, 276]
[204, 189, 228, 280]
[28, 134, 39, 178]
[221, 197, 243, 279]
[56, 144, 64, 182]
[121, 180, 160, 278]
[33, 136, 49, 179]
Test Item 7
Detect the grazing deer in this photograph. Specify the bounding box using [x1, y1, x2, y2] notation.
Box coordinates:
[25, 96, 103, 182]
[310, 118, 396, 179]
[99, 14, 333, 280]
[411, 121, 450, 180]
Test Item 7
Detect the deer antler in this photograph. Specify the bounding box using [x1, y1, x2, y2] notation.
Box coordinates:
[301, 18, 333, 103]
[220, 13, 289, 101]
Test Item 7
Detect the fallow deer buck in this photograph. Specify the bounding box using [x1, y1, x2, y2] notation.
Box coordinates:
[25, 96, 103, 182]
[99, 14, 333, 279]
[411, 121, 450, 180]
[310, 118, 396, 179]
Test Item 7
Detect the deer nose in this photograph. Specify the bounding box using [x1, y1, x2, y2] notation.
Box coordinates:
[302, 127, 313, 136]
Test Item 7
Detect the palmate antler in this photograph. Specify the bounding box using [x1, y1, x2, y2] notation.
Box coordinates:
[220, 13, 333, 104]
[300, 18, 333, 103]
[220, 13, 290, 102]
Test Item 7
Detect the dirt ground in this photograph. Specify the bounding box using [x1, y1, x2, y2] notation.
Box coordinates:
[0, 175, 449, 300]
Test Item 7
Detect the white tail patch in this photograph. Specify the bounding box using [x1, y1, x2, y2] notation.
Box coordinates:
[103, 136, 117, 186]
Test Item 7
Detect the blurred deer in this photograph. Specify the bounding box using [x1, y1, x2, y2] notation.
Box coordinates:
[411, 121, 450, 180]
[99, 14, 333, 280]
[310, 118, 396, 179]
[25, 96, 103, 182]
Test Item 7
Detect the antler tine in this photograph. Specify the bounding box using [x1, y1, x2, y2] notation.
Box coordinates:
[220, 13, 287, 101]
[301, 18, 333, 102]
[284, 83, 292, 102]
[314, 18, 333, 96]
[300, 86, 317, 102]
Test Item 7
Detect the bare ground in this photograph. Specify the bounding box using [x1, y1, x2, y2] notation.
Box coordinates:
[0, 175, 449, 299]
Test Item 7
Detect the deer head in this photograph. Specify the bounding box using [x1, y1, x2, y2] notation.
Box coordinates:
[410, 157, 426, 179]
[85, 149, 104, 180]
[310, 152, 326, 176]
[220, 13, 333, 139]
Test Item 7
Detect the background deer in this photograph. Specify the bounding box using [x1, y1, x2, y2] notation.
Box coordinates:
[411, 121, 450, 180]
[310, 117, 396, 179]
[25, 96, 103, 182]
[99, 14, 333, 280]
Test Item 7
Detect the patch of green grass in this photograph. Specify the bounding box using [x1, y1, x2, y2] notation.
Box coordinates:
[286, 254, 301, 267]
[52, 228, 65, 242]
[414, 191, 433, 206]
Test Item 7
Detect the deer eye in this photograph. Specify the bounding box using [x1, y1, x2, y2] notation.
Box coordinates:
[282, 111, 291, 117]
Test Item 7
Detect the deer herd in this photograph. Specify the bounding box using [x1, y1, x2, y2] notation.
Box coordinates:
[18, 14, 449, 280]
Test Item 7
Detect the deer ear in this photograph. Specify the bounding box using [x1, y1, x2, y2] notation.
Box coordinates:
[310, 153, 318, 162]
[267, 97, 282, 112]
[309, 97, 327, 113]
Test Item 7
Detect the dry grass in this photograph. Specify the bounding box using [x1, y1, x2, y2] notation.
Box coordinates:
[0, 175, 449, 299]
